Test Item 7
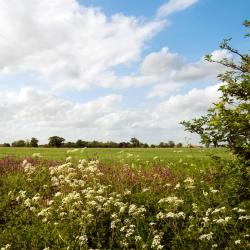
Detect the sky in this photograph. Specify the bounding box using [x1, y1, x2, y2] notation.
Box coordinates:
[0, 0, 249, 145]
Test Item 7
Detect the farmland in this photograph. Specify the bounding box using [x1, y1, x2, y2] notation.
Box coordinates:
[0, 147, 249, 249]
[0, 147, 232, 171]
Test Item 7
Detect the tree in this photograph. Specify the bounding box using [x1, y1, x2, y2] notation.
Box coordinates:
[168, 141, 175, 148]
[48, 136, 65, 148]
[30, 137, 39, 147]
[176, 143, 183, 148]
[130, 137, 140, 147]
[12, 140, 26, 147]
[181, 21, 250, 165]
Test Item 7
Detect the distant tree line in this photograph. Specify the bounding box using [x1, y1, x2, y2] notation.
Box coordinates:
[0, 136, 184, 148]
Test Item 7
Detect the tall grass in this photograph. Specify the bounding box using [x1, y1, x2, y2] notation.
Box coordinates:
[0, 151, 249, 249]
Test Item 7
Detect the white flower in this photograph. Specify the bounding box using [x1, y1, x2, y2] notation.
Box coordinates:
[202, 190, 208, 197]
[237, 208, 246, 213]
[54, 192, 62, 197]
[151, 233, 164, 249]
[235, 240, 241, 244]
[211, 207, 226, 214]
[66, 156, 72, 162]
[1, 244, 11, 250]
[32, 153, 42, 158]
[135, 235, 142, 242]
[238, 215, 250, 220]
[199, 232, 213, 241]
[184, 177, 194, 183]
[158, 196, 183, 206]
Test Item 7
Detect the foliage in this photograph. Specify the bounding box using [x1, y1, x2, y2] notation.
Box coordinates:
[11, 140, 26, 147]
[0, 155, 249, 249]
[130, 137, 141, 147]
[48, 136, 65, 148]
[181, 21, 250, 165]
[30, 137, 39, 147]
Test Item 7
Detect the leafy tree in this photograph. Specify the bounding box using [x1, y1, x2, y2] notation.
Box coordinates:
[30, 137, 39, 147]
[48, 136, 65, 148]
[12, 140, 26, 147]
[181, 21, 250, 165]
[159, 142, 166, 148]
[130, 137, 140, 147]
[176, 143, 183, 148]
[168, 141, 175, 148]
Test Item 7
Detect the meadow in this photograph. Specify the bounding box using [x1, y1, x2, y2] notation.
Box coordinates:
[0, 147, 249, 249]
[0, 147, 232, 171]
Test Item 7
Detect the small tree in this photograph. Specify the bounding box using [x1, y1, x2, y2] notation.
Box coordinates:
[168, 141, 175, 148]
[130, 137, 140, 147]
[48, 136, 65, 148]
[181, 20, 250, 166]
[30, 137, 39, 147]
[12, 140, 26, 147]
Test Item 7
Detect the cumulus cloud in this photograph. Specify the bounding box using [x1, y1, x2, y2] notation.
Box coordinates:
[0, 0, 226, 144]
[157, 0, 198, 17]
[0, 0, 165, 90]
[116, 48, 226, 98]
[0, 85, 220, 144]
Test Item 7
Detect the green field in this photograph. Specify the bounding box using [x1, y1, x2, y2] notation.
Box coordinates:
[1, 147, 248, 250]
[0, 147, 232, 170]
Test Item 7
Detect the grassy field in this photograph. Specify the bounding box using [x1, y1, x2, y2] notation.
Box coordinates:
[0, 147, 232, 171]
[1, 147, 248, 249]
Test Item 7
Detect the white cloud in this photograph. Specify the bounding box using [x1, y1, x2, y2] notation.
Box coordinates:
[157, 84, 221, 115]
[114, 48, 225, 97]
[0, 85, 220, 144]
[141, 47, 185, 75]
[157, 0, 198, 17]
[0, 0, 165, 90]
[0, 0, 226, 145]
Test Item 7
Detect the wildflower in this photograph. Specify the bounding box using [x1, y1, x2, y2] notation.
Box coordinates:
[235, 240, 241, 244]
[209, 187, 219, 193]
[174, 183, 181, 189]
[135, 235, 142, 242]
[214, 217, 231, 225]
[199, 232, 213, 241]
[66, 156, 72, 162]
[206, 208, 212, 216]
[212, 244, 218, 248]
[237, 208, 246, 213]
[1, 244, 11, 250]
[151, 233, 164, 249]
[192, 203, 198, 213]
[184, 177, 194, 183]
[156, 212, 165, 220]
[238, 215, 250, 220]
[211, 207, 226, 214]
[77, 235, 88, 245]
[124, 189, 131, 195]
[202, 190, 208, 197]
[32, 153, 42, 158]
[54, 192, 62, 197]
[159, 196, 183, 206]
[142, 188, 150, 193]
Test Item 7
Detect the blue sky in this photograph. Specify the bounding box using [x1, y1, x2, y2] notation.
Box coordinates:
[0, 0, 249, 144]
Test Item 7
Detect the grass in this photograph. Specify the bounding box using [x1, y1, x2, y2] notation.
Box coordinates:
[0, 147, 248, 249]
[0, 147, 233, 171]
